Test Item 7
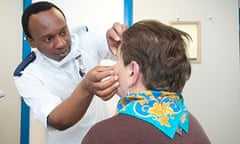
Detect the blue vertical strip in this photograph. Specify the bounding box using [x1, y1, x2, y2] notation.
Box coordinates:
[23, 0, 32, 58]
[21, 1, 32, 144]
[124, 0, 133, 27]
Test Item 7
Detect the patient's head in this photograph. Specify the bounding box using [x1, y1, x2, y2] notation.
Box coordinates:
[114, 20, 191, 97]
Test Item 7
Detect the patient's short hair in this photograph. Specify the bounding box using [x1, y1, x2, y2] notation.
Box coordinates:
[120, 20, 191, 93]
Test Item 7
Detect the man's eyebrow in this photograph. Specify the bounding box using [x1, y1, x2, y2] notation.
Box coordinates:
[60, 25, 68, 32]
[40, 25, 68, 39]
[40, 34, 53, 40]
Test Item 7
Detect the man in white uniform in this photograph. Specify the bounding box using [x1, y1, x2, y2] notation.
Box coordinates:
[13, 1, 127, 144]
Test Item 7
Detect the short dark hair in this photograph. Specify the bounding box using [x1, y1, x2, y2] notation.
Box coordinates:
[120, 20, 191, 93]
[22, 1, 66, 38]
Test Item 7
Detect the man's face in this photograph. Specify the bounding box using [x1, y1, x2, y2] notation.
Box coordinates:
[27, 8, 71, 61]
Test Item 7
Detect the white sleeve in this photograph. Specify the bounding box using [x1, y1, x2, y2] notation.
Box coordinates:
[14, 69, 61, 128]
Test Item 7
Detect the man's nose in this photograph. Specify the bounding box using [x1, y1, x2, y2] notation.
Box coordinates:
[54, 35, 66, 49]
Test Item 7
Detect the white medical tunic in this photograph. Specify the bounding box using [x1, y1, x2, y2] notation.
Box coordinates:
[14, 27, 115, 144]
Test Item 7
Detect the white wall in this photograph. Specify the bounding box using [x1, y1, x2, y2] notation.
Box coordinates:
[0, 0, 239, 144]
[32, 0, 124, 33]
[0, 0, 22, 144]
[134, 0, 240, 143]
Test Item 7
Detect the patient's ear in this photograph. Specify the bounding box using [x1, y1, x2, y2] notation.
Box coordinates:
[127, 61, 141, 87]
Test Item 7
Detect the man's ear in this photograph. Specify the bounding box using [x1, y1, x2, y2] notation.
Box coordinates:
[26, 36, 36, 48]
[127, 61, 141, 88]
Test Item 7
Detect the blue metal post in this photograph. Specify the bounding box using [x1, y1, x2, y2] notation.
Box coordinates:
[124, 0, 133, 27]
[20, 0, 32, 144]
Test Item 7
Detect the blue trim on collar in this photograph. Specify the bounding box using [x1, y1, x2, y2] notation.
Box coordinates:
[14, 52, 36, 77]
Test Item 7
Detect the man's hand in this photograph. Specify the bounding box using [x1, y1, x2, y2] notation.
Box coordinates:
[106, 22, 128, 56]
[82, 66, 119, 101]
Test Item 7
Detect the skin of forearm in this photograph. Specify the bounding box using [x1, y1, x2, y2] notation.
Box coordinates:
[47, 82, 94, 130]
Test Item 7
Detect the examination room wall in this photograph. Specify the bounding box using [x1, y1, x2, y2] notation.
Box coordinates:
[0, 0, 239, 144]
[133, 0, 240, 144]
[0, 0, 22, 144]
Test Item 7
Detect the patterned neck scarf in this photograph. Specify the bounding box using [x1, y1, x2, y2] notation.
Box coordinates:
[116, 90, 189, 139]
